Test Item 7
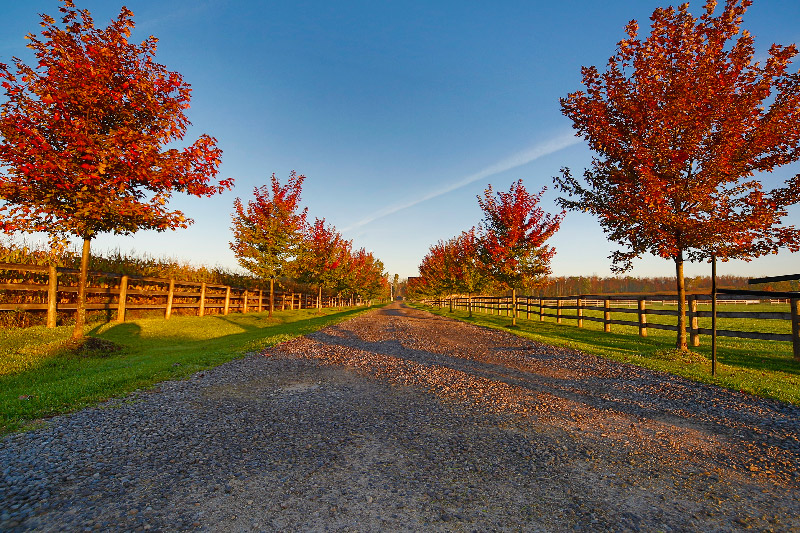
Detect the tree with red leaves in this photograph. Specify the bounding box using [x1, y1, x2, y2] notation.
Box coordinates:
[345, 247, 388, 304]
[230, 172, 308, 317]
[418, 239, 456, 308]
[556, 0, 800, 350]
[449, 227, 489, 317]
[295, 218, 351, 311]
[0, 1, 231, 338]
[478, 180, 564, 326]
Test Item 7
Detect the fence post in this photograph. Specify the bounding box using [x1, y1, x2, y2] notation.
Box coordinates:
[165, 278, 175, 319]
[242, 289, 248, 314]
[259, 290, 264, 312]
[224, 286, 231, 315]
[199, 282, 206, 317]
[539, 298, 544, 322]
[603, 299, 611, 333]
[526, 297, 530, 320]
[577, 297, 584, 328]
[46, 264, 58, 328]
[116, 275, 128, 323]
[638, 297, 647, 337]
[556, 298, 562, 324]
[791, 298, 800, 361]
[689, 295, 700, 347]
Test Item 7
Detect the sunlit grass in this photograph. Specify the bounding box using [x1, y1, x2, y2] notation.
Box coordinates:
[413, 302, 800, 405]
[0, 305, 380, 435]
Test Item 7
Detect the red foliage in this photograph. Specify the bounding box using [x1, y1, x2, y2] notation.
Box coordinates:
[478, 180, 564, 289]
[230, 171, 307, 279]
[556, 0, 800, 349]
[296, 218, 353, 307]
[0, 1, 231, 238]
[0, 1, 231, 337]
[230, 171, 307, 316]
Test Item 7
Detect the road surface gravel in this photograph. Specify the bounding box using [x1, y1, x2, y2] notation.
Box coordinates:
[1, 301, 798, 531]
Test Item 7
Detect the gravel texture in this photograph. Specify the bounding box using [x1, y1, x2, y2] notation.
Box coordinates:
[1, 301, 799, 532]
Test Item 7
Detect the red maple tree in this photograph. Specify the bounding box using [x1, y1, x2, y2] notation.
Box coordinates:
[0, 1, 231, 337]
[418, 240, 456, 308]
[478, 180, 564, 326]
[556, 0, 800, 350]
[344, 247, 388, 305]
[230, 172, 307, 317]
[295, 218, 352, 311]
[448, 228, 489, 317]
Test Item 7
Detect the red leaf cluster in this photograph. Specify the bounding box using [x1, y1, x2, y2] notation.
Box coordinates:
[415, 180, 563, 299]
[556, 0, 800, 269]
[0, 0, 232, 239]
[230, 171, 308, 281]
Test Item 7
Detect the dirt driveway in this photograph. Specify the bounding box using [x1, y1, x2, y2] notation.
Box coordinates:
[3, 301, 799, 531]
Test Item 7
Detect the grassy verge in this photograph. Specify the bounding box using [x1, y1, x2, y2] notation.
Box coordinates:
[411, 303, 800, 405]
[1, 305, 379, 435]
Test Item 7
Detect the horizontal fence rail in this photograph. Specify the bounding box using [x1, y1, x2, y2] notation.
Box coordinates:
[0, 262, 365, 328]
[424, 291, 800, 360]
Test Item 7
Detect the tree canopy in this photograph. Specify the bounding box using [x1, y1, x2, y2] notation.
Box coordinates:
[230, 171, 307, 317]
[555, 0, 800, 349]
[0, 0, 231, 337]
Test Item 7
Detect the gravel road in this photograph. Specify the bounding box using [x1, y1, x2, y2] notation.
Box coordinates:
[1, 301, 799, 532]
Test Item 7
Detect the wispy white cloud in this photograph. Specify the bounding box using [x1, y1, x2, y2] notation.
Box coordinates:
[342, 131, 581, 232]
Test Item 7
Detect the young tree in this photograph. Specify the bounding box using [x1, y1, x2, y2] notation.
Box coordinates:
[478, 180, 564, 326]
[230, 172, 307, 317]
[449, 228, 489, 317]
[295, 218, 351, 311]
[346, 248, 387, 305]
[418, 240, 456, 308]
[556, 0, 800, 350]
[0, 1, 231, 338]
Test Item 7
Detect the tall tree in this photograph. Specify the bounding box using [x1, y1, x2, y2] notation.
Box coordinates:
[478, 180, 564, 326]
[556, 0, 800, 350]
[295, 218, 351, 311]
[230, 171, 307, 317]
[0, 1, 231, 338]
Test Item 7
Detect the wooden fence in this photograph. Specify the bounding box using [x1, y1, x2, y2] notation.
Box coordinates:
[0, 262, 359, 328]
[426, 292, 800, 360]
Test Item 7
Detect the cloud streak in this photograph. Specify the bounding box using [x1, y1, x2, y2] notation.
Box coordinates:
[342, 131, 581, 232]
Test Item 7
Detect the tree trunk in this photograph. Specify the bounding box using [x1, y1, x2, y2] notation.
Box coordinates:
[711, 254, 718, 375]
[72, 236, 92, 340]
[511, 288, 517, 327]
[675, 254, 687, 351]
[269, 277, 275, 318]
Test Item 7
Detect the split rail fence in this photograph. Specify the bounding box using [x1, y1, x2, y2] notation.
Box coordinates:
[426, 292, 800, 360]
[0, 262, 357, 328]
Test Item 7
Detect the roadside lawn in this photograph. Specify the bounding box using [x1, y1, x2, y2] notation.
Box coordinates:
[1, 305, 379, 435]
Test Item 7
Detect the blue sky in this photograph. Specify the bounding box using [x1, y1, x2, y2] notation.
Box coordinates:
[2, 0, 799, 280]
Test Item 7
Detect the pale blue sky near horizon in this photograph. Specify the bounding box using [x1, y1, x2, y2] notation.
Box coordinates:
[1, 0, 799, 281]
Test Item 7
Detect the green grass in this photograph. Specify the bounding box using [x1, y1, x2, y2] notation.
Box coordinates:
[413, 302, 800, 405]
[0, 305, 380, 435]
